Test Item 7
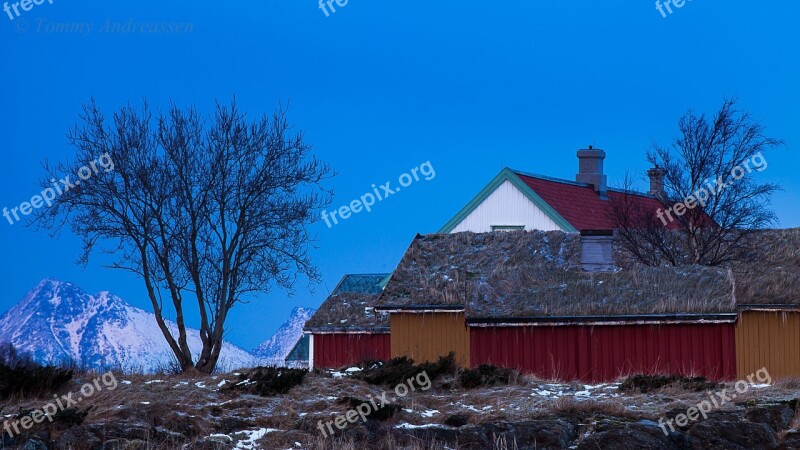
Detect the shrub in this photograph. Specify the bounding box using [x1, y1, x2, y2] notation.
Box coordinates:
[337, 396, 401, 421]
[0, 342, 36, 369]
[619, 374, 719, 393]
[355, 353, 457, 387]
[0, 364, 74, 399]
[458, 364, 517, 389]
[224, 367, 307, 396]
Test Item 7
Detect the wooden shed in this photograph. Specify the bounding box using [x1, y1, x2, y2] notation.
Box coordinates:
[383, 308, 470, 367]
[470, 315, 737, 382]
[731, 229, 800, 379]
[736, 306, 800, 379]
[310, 332, 389, 369]
[377, 231, 739, 382]
[304, 274, 391, 369]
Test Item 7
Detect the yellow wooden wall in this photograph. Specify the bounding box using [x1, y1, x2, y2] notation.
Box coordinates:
[390, 312, 470, 367]
[736, 310, 800, 379]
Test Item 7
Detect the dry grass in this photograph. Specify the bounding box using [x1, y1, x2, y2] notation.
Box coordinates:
[304, 292, 388, 331]
[305, 274, 390, 332]
[374, 228, 800, 318]
[378, 230, 736, 317]
[4, 368, 800, 448]
[733, 228, 800, 305]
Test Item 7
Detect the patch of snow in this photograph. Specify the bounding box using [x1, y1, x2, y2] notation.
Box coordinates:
[233, 428, 279, 449]
[395, 423, 444, 429]
[208, 434, 233, 442]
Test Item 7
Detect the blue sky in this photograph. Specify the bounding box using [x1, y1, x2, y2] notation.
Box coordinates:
[1, 1, 798, 351]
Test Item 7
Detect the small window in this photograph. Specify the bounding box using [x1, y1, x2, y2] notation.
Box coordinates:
[491, 225, 525, 232]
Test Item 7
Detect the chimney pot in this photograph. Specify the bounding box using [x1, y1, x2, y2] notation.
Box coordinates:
[576, 147, 607, 196]
[647, 167, 666, 198]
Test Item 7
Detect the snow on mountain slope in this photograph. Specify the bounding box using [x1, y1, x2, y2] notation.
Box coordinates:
[252, 306, 315, 365]
[0, 279, 255, 373]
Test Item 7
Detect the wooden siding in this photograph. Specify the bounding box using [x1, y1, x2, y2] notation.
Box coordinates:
[737, 311, 800, 379]
[450, 180, 562, 233]
[471, 323, 736, 382]
[390, 312, 470, 367]
[311, 333, 390, 369]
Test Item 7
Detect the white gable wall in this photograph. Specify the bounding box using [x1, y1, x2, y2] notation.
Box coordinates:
[449, 180, 565, 233]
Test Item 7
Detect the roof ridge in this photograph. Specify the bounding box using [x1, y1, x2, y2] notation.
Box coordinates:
[510, 169, 590, 188]
[342, 273, 392, 277]
[511, 168, 659, 199]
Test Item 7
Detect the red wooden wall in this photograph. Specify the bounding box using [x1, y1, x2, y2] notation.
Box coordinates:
[470, 323, 736, 382]
[312, 333, 390, 368]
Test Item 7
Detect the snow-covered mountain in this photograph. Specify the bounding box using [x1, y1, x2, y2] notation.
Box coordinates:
[0, 279, 255, 373]
[252, 306, 314, 365]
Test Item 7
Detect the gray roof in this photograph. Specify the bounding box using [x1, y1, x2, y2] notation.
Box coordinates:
[376, 230, 738, 319]
[304, 273, 391, 332]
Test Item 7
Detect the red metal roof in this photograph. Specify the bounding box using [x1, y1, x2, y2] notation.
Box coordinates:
[515, 172, 670, 231]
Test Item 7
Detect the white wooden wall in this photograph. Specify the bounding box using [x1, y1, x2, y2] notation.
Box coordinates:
[449, 180, 565, 233]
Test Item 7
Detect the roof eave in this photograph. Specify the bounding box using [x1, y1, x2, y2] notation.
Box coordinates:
[467, 313, 738, 326]
[374, 305, 466, 313]
[304, 327, 390, 334]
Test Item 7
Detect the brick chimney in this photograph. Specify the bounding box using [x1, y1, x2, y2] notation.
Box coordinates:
[647, 166, 666, 198]
[580, 230, 615, 272]
[576, 146, 607, 197]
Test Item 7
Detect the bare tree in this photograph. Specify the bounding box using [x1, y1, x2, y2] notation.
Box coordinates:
[612, 99, 783, 266]
[33, 99, 333, 373]
[0, 342, 36, 368]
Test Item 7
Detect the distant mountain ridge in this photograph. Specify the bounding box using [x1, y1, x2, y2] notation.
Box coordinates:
[0, 279, 255, 373]
[252, 306, 315, 364]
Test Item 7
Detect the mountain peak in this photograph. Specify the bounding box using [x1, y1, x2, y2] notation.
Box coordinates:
[0, 280, 255, 372]
[252, 306, 315, 362]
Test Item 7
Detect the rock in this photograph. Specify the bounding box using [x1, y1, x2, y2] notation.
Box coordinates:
[745, 404, 795, 431]
[482, 420, 578, 449]
[217, 416, 257, 434]
[154, 412, 204, 438]
[184, 437, 231, 450]
[397, 419, 577, 449]
[20, 439, 48, 450]
[85, 423, 151, 441]
[52, 427, 103, 450]
[687, 419, 778, 449]
[780, 430, 800, 449]
[1, 433, 17, 446]
[101, 440, 148, 450]
[53, 408, 90, 427]
[443, 414, 469, 428]
[152, 426, 186, 444]
[577, 422, 685, 450]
